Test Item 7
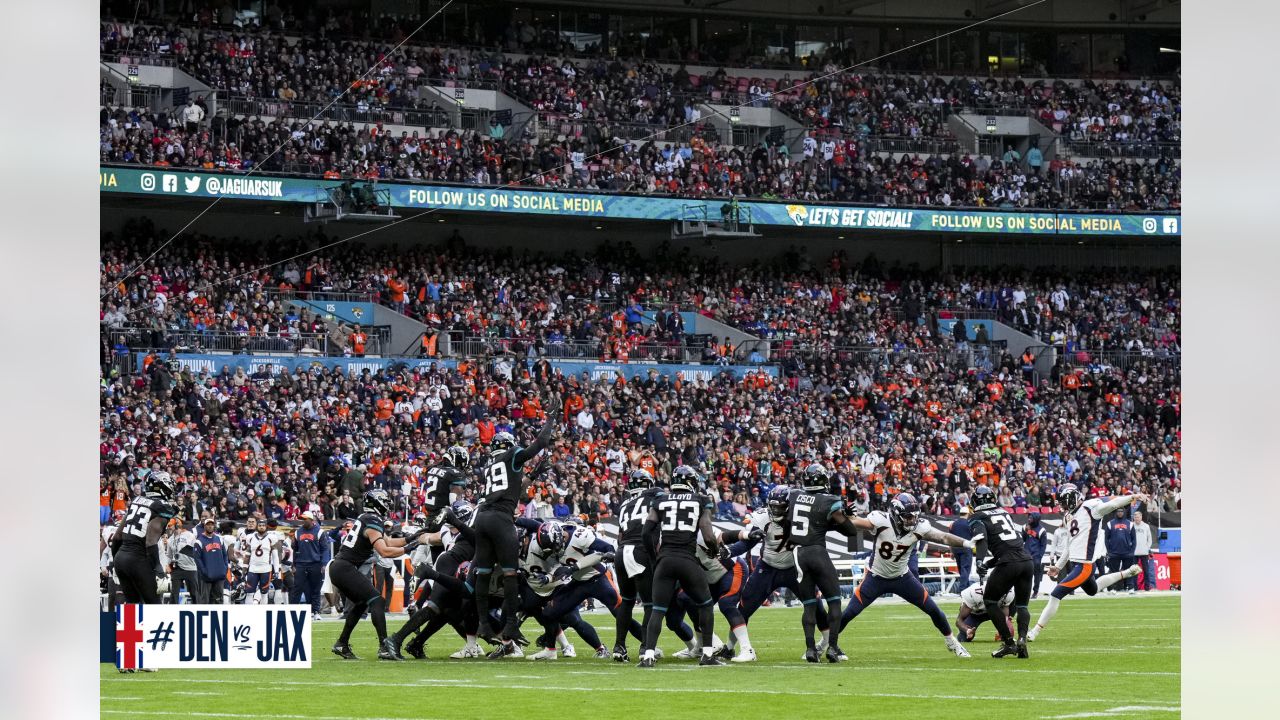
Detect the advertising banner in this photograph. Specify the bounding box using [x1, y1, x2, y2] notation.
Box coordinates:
[101, 167, 1180, 237]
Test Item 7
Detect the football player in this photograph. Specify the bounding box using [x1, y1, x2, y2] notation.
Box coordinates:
[473, 423, 557, 646]
[422, 446, 472, 525]
[970, 484, 1036, 658]
[390, 500, 477, 658]
[109, 471, 178, 605]
[784, 464, 863, 663]
[1027, 484, 1146, 641]
[329, 489, 427, 661]
[638, 466, 722, 667]
[732, 486, 831, 654]
[954, 582, 1015, 642]
[242, 519, 279, 605]
[839, 492, 977, 658]
[613, 470, 663, 662]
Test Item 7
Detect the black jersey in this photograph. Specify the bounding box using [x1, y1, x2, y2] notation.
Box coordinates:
[115, 496, 177, 555]
[653, 491, 712, 557]
[335, 512, 386, 565]
[969, 506, 1033, 565]
[422, 464, 468, 513]
[618, 488, 663, 546]
[477, 447, 537, 516]
[785, 490, 842, 547]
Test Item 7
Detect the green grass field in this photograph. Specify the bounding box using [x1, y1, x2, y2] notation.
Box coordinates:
[101, 593, 1180, 720]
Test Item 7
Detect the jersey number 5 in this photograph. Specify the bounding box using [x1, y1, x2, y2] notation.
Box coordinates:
[791, 502, 812, 535]
[485, 463, 509, 495]
[659, 500, 698, 532]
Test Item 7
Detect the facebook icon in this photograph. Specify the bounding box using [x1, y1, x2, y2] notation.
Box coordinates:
[1162, 217, 1179, 234]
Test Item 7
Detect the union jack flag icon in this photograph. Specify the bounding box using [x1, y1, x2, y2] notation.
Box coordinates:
[115, 604, 145, 670]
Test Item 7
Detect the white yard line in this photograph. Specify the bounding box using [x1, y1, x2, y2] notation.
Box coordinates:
[1042, 706, 1180, 719]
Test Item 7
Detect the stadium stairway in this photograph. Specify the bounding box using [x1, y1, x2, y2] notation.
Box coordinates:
[642, 309, 769, 362]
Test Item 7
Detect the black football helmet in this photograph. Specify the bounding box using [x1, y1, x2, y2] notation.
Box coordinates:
[444, 445, 471, 469]
[971, 484, 997, 509]
[670, 465, 701, 493]
[490, 432, 516, 455]
[627, 469, 654, 494]
[364, 488, 392, 517]
[1058, 483, 1084, 513]
[889, 493, 922, 535]
[801, 463, 832, 493]
[145, 470, 176, 502]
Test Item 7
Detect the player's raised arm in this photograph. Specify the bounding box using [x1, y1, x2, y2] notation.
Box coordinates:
[1094, 493, 1148, 516]
[921, 526, 977, 551]
[514, 420, 558, 468]
[832, 509, 875, 536]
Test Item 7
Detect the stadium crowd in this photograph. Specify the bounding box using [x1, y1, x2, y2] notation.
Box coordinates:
[100, 219, 1182, 536]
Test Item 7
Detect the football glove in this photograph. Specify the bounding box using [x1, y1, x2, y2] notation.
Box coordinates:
[598, 552, 616, 565]
[747, 526, 765, 542]
[552, 565, 574, 582]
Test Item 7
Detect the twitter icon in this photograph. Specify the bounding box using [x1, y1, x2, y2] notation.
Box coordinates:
[184, 176, 201, 193]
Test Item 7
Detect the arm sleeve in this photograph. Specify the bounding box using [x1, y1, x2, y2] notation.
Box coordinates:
[641, 519, 660, 558]
[1095, 495, 1135, 516]
[967, 517, 986, 542]
[515, 517, 543, 533]
[452, 522, 476, 544]
[724, 539, 756, 557]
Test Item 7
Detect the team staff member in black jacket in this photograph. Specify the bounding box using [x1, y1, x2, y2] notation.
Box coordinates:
[291, 511, 330, 619]
[330, 489, 426, 661]
[1021, 513, 1048, 598]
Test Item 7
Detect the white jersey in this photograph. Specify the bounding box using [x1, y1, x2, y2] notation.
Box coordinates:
[746, 508, 793, 569]
[564, 525, 609, 582]
[1065, 499, 1110, 563]
[960, 583, 1014, 613]
[695, 535, 728, 584]
[865, 510, 931, 579]
[519, 531, 564, 597]
[245, 533, 278, 573]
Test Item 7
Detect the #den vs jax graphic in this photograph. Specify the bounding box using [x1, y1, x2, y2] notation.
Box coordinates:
[104, 605, 312, 670]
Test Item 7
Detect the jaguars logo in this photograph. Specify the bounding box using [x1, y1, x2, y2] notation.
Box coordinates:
[351, 306, 365, 320]
[786, 204, 808, 226]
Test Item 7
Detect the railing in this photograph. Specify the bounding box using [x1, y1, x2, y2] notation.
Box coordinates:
[1062, 349, 1181, 370]
[222, 96, 455, 130]
[768, 341, 1007, 370]
[108, 326, 386, 357]
[101, 51, 177, 67]
[262, 289, 376, 303]
[1060, 139, 1181, 160]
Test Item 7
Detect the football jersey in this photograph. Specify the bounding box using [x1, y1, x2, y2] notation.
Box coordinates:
[245, 532, 278, 573]
[653, 491, 713, 557]
[564, 525, 611, 582]
[478, 447, 536, 515]
[422, 464, 468, 514]
[518, 530, 564, 597]
[695, 536, 728, 584]
[865, 510, 932, 579]
[785, 490, 843, 547]
[335, 512, 386, 565]
[1065, 499, 1109, 563]
[115, 496, 177, 556]
[960, 583, 1014, 613]
[618, 488, 662, 546]
[745, 508, 793, 569]
[969, 507, 1033, 565]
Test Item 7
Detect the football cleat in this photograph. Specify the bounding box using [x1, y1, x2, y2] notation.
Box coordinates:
[476, 622, 500, 644]
[1017, 639, 1029, 659]
[638, 655, 656, 669]
[946, 636, 972, 658]
[731, 647, 757, 663]
[378, 638, 404, 661]
[1123, 565, 1142, 579]
[404, 641, 427, 660]
[560, 644, 577, 658]
[612, 644, 629, 663]
[1027, 625, 1042, 642]
[652, 647, 664, 659]
[825, 646, 848, 663]
[992, 641, 1019, 659]
[116, 668, 135, 674]
[673, 647, 698, 659]
[699, 653, 726, 666]
[331, 643, 358, 660]
[528, 647, 558, 661]
[715, 644, 734, 660]
[503, 625, 530, 647]
[804, 648, 821, 663]
[594, 647, 612, 659]
[450, 644, 483, 659]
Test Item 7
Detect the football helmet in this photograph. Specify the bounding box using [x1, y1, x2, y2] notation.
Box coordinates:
[1057, 483, 1084, 513]
[449, 499, 475, 526]
[537, 521, 567, 555]
[766, 486, 791, 521]
[444, 445, 471, 469]
[490, 432, 516, 454]
[670, 465, 701, 493]
[145, 470, 176, 502]
[971, 484, 997, 509]
[364, 488, 392, 517]
[889, 493, 922, 535]
[627, 469, 654, 494]
[801, 463, 831, 493]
